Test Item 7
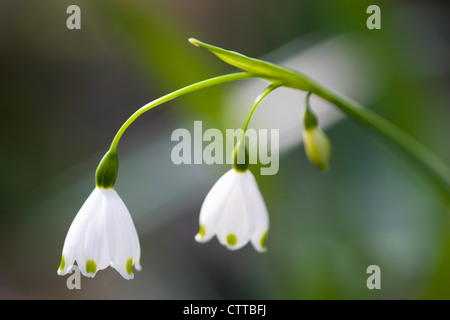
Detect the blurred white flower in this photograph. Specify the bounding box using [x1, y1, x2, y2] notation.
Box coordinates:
[57, 187, 141, 279]
[195, 168, 269, 252]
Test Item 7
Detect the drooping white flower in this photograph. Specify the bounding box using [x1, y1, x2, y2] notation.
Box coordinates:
[195, 168, 269, 252]
[57, 187, 141, 279]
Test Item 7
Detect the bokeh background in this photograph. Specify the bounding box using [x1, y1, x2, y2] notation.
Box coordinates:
[0, 0, 449, 299]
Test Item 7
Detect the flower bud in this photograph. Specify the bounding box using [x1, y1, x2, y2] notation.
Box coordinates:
[303, 127, 332, 172]
[302, 93, 332, 171]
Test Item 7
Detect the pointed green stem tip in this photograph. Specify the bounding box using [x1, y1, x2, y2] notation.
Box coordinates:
[188, 38, 200, 46]
[188, 38, 314, 92]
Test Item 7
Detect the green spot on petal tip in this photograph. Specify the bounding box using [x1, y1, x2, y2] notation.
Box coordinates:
[126, 258, 133, 276]
[197, 224, 205, 238]
[260, 231, 268, 250]
[86, 260, 97, 274]
[59, 255, 65, 271]
[226, 234, 237, 246]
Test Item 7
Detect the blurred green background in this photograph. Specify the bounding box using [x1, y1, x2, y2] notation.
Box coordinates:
[0, 0, 449, 299]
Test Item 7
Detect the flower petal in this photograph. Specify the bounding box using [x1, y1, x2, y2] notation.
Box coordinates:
[244, 172, 270, 252]
[78, 189, 112, 277]
[216, 171, 254, 250]
[58, 188, 101, 276]
[195, 169, 237, 243]
[104, 189, 141, 280]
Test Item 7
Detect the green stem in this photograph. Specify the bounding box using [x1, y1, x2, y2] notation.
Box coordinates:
[189, 38, 450, 199]
[309, 79, 450, 199]
[234, 83, 281, 172]
[303, 92, 318, 130]
[107, 38, 450, 199]
[109, 72, 257, 152]
[242, 83, 282, 133]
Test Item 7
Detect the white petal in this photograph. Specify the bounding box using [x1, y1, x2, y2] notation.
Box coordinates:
[58, 188, 101, 276]
[216, 171, 255, 250]
[76, 189, 110, 277]
[104, 189, 141, 280]
[195, 169, 237, 243]
[244, 171, 270, 252]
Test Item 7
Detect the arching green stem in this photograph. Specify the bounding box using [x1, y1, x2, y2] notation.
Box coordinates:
[310, 81, 450, 199]
[190, 38, 450, 199]
[109, 72, 257, 153]
[234, 83, 281, 172]
[242, 83, 282, 133]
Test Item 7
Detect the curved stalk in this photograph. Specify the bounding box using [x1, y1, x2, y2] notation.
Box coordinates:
[109, 72, 257, 152]
[242, 83, 282, 133]
[310, 80, 450, 199]
[190, 38, 450, 199]
[234, 83, 282, 172]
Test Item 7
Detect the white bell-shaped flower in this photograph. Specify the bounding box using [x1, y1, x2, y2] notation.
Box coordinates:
[195, 168, 269, 252]
[57, 187, 141, 279]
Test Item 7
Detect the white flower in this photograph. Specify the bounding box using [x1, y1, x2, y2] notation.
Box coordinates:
[195, 169, 269, 252]
[57, 187, 141, 279]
